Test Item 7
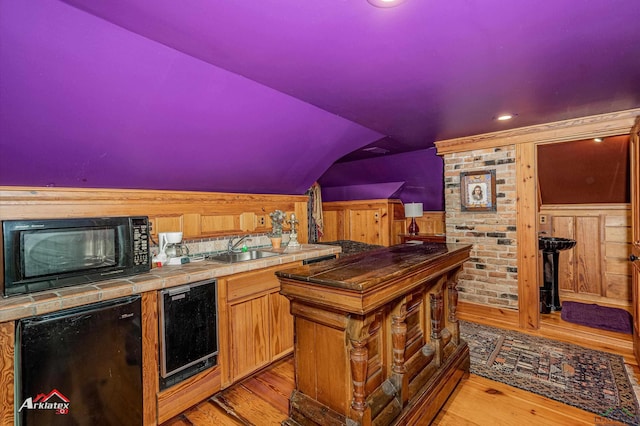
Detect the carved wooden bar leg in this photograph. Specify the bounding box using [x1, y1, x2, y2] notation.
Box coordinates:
[448, 275, 460, 345]
[350, 338, 369, 424]
[391, 307, 407, 374]
[430, 291, 444, 366]
[391, 303, 408, 407]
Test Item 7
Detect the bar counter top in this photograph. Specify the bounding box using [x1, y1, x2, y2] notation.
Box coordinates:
[277, 242, 472, 315]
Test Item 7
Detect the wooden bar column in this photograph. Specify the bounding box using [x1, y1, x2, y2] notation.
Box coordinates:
[430, 290, 444, 367]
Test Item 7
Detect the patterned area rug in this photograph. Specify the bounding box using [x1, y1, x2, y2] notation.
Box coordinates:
[460, 321, 640, 425]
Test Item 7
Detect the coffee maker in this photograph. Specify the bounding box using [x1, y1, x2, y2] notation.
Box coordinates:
[156, 232, 189, 265]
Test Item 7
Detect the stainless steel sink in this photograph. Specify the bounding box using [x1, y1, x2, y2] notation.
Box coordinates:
[207, 250, 281, 263]
[538, 236, 576, 252]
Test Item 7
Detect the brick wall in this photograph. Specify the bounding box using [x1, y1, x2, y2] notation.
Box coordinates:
[443, 146, 519, 309]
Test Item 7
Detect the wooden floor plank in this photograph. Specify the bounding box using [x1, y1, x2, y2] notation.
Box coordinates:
[162, 317, 639, 426]
[434, 375, 596, 426]
[240, 373, 291, 414]
[214, 384, 288, 425]
[185, 399, 246, 426]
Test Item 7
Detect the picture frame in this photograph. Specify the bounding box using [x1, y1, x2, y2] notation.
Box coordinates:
[460, 169, 497, 212]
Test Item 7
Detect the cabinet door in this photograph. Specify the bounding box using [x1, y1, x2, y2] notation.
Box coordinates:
[229, 296, 270, 381]
[223, 262, 299, 383]
[269, 291, 293, 360]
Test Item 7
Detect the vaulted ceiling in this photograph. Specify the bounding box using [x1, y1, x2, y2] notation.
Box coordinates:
[1, 0, 639, 206]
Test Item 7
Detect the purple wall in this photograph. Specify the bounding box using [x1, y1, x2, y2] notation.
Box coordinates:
[319, 148, 444, 210]
[0, 0, 382, 195]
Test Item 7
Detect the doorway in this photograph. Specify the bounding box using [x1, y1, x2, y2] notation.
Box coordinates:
[535, 135, 632, 333]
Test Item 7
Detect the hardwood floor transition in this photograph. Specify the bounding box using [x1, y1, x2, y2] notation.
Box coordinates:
[162, 314, 640, 426]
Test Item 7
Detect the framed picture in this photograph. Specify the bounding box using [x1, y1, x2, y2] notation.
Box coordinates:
[460, 170, 496, 212]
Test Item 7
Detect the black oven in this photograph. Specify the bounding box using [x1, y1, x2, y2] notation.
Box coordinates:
[159, 279, 218, 389]
[1, 216, 150, 297]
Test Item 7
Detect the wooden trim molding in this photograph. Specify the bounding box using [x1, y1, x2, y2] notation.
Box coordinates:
[457, 301, 519, 330]
[435, 108, 640, 155]
[516, 143, 539, 330]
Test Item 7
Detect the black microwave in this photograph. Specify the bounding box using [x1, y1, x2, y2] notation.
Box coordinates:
[1, 216, 150, 297]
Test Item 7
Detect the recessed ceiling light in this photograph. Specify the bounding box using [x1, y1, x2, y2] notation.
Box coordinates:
[496, 114, 514, 121]
[594, 137, 603, 143]
[367, 0, 407, 8]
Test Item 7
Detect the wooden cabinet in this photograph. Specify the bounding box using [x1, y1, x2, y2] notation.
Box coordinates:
[218, 262, 298, 386]
[321, 199, 405, 246]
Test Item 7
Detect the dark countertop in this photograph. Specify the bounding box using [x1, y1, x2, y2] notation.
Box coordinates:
[317, 240, 384, 256]
[276, 242, 472, 293]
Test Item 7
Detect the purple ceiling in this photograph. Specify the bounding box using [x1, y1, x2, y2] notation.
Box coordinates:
[1, 0, 639, 204]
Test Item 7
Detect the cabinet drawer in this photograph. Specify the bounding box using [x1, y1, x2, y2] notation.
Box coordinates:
[226, 263, 298, 302]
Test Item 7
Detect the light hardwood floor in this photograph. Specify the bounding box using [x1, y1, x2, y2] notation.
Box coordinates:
[163, 314, 639, 426]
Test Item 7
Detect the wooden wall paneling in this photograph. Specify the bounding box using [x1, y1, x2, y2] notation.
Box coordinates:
[575, 216, 601, 295]
[605, 213, 632, 288]
[239, 212, 256, 232]
[293, 201, 309, 244]
[412, 212, 446, 235]
[201, 214, 237, 235]
[0, 187, 309, 240]
[151, 215, 184, 239]
[182, 213, 201, 238]
[321, 199, 403, 246]
[551, 216, 576, 293]
[542, 205, 632, 305]
[349, 208, 383, 246]
[0, 321, 14, 426]
[320, 210, 339, 241]
[606, 274, 632, 301]
[391, 221, 405, 246]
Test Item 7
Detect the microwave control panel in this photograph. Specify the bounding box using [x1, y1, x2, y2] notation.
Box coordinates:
[132, 217, 150, 266]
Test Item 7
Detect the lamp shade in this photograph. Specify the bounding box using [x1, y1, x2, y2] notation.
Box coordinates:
[404, 202, 423, 218]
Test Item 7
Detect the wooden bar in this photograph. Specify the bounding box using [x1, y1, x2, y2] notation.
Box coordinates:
[276, 243, 472, 425]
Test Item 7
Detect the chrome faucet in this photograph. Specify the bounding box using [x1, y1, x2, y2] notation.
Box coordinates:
[228, 235, 251, 253]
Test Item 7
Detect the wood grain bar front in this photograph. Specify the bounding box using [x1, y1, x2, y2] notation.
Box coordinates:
[277, 243, 472, 426]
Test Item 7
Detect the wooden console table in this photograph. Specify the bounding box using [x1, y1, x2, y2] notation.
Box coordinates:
[276, 243, 471, 425]
[399, 233, 446, 244]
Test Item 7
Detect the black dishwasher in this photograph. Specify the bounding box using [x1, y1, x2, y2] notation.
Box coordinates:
[159, 278, 218, 389]
[16, 295, 143, 426]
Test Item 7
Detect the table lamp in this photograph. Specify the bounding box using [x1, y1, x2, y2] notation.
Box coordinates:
[404, 202, 423, 235]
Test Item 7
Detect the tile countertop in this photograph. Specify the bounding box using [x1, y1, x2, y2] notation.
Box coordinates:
[0, 244, 341, 323]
